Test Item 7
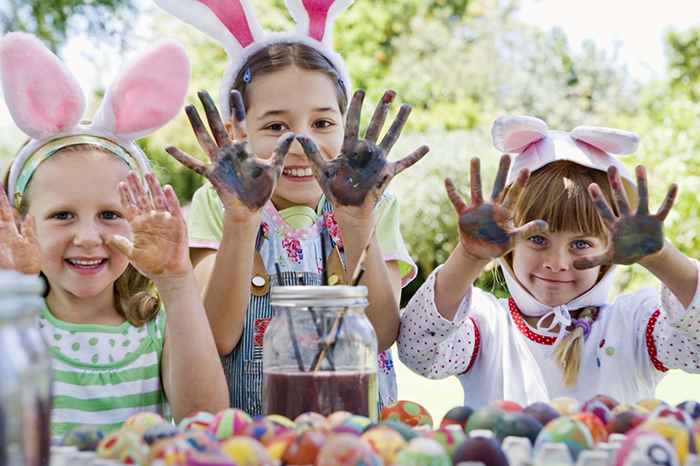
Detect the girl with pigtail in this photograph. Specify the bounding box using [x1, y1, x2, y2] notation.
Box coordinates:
[154, 0, 427, 414]
[0, 33, 228, 434]
[398, 116, 700, 406]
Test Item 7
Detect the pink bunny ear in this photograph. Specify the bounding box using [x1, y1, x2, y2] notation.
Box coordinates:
[286, 0, 354, 46]
[570, 126, 640, 155]
[492, 115, 549, 153]
[0, 32, 85, 140]
[91, 39, 191, 142]
[153, 0, 264, 55]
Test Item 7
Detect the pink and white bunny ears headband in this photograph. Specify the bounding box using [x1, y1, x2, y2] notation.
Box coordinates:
[153, 0, 353, 121]
[491, 115, 640, 203]
[0, 33, 191, 207]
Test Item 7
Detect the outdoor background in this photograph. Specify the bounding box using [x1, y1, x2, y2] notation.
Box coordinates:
[2, 0, 700, 421]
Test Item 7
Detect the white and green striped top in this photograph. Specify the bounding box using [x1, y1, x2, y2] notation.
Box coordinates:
[38, 307, 170, 436]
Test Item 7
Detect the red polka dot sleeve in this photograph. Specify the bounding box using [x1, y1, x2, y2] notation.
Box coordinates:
[648, 260, 700, 373]
[397, 266, 480, 379]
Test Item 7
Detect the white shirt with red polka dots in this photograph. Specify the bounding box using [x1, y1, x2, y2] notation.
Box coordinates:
[397, 261, 700, 407]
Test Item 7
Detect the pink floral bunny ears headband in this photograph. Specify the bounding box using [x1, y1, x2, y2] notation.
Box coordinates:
[153, 0, 354, 121]
[0, 33, 191, 207]
[491, 115, 641, 204]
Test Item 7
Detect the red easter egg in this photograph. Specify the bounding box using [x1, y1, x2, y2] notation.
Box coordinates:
[491, 400, 524, 412]
[572, 411, 608, 444]
[281, 430, 327, 465]
[380, 400, 433, 427]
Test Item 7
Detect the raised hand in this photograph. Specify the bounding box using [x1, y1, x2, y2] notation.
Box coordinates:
[446, 155, 548, 261]
[165, 90, 295, 215]
[574, 165, 676, 269]
[0, 185, 41, 275]
[296, 90, 429, 211]
[106, 172, 191, 280]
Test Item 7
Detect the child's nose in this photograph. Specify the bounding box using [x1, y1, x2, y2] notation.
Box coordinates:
[73, 221, 103, 248]
[543, 251, 569, 272]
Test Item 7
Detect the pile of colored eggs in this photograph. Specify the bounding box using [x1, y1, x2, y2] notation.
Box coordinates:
[54, 396, 700, 465]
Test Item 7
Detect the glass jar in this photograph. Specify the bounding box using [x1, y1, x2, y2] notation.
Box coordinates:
[0, 271, 50, 466]
[262, 285, 378, 421]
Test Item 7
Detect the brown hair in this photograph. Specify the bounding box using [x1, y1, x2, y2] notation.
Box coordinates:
[231, 42, 348, 112]
[509, 161, 618, 387]
[9, 144, 161, 327]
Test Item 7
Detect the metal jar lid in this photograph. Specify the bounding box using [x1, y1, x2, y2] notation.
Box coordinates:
[0, 270, 45, 296]
[270, 285, 369, 308]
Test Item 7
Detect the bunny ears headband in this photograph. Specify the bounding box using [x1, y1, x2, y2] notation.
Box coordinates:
[153, 0, 353, 121]
[0, 33, 191, 207]
[491, 115, 640, 202]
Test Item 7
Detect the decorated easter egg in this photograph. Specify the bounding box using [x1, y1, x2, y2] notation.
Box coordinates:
[294, 412, 328, 432]
[146, 437, 195, 465]
[326, 411, 353, 429]
[144, 422, 179, 445]
[571, 411, 608, 444]
[96, 429, 149, 464]
[580, 399, 613, 425]
[614, 428, 680, 466]
[607, 411, 646, 434]
[362, 426, 407, 464]
[465, 406, 505, 433]
[491, 400, 523, 412]
[422, 427, 467, 456]
[533, 416, 594, 461]
[63, 424, 104, 451]
[263, 414, 296, 433]
[440, 406, 474, 431]
[340, 415, 373, 435]
[220, 436, 274, 466]
[179, 411, 216, 431]
[641, 417, 688, 442]
[123, 412, 166, 436]
[379, 420, 419, 441]
[670, 426, 700, 464]
[523, 402, 560, 426]
[637, 398, 668, 412]
[394, 437, 451, 466]
[380, 400, 433, 427]
[612, 404, 650, 416]
[185, 450, 237, 466]
[677, 401, 700, 420]
[265, 431, 298, 460]
[649, 406, 694, 427]
[281, 430, 327, 465]
[330, 425, 364, 436]
[242, 420, 277, 446]
[494, 412, 544, 445]
[549, 396, 581, 415]
[451, 435, 509, 466]
[316, 433, 381, 466]
[176, 430, 220, 452]
[592, 394, 619, 411]
[208, 408, 253, 440]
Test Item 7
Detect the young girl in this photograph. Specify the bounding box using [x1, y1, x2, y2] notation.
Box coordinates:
[153, 0, 428, 413]
[398, 115, 700, 406]
[0, 33, 228, 434]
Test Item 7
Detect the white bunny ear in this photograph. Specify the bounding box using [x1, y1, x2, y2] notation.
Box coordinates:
[492, 115, 549, 153]
[0, 32, 85, 140]
[285, 0, 354, 47]
[570, 126, 641, 155]
[153, 0, 264, 56]
[91, 38, 191, 142]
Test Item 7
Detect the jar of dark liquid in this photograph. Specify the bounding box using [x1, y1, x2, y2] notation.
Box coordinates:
[263, 286, 378, 421]
[0, 271, 50, 466]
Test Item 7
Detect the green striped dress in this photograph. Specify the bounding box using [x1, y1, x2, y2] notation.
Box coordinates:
[37, 307, 170, 436]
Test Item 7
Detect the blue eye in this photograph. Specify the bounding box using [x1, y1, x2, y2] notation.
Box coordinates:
[529, 235, 546, 245]
[101, 211, 120, 220]
[53, 212, 71, 220]
[573, 240, 591, 250]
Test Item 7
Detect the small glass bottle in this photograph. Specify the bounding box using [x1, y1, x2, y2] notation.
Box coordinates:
[262, 285, 378, 421]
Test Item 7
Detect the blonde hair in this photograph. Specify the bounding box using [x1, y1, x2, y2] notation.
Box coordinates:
[509, 161, 617, 388]
[9, 143, 161, 327]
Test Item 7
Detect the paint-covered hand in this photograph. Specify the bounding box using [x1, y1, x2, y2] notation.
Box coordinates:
[446, 156, 548, 261]
[106, 172, 191, 280]
[297, 90, 429, 215]
[574, 165, 676, 269]
[166, 90, 294, 217]
[0, 185, 41, 275]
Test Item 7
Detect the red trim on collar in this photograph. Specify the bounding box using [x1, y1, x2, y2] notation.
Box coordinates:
[508, 298, 600, 345]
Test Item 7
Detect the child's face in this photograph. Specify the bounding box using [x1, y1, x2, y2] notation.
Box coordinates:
[512, 230, 607, 307]
[243, 67, 345, 210]
[26, 149, 133, 303]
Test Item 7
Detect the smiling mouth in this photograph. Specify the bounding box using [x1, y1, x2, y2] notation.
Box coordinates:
[66, 259, 106, 268]
[283, 167, 313, 178]
[534, 276, 573, 284]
